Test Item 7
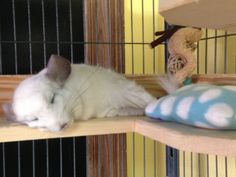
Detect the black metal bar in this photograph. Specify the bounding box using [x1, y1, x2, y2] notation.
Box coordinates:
[69, 0, 74, 63]
[17, 142, 21, 177]
[27, 0, 33, 73]
[41, 0, 47, 67]
[73, 138, 76, 177]
[2, 143, 6, 177]
[0, 22, 2, 74]
[32, 141, 35, 177]
[55, 0, 60, 54]
[46, 140, 49, 177]
[12, 0, 18, 74]
[200, 33, 236, 40]
[60, 139, 63, 177]
[164, 22, 170, 72]
[166, 147, 179, 177]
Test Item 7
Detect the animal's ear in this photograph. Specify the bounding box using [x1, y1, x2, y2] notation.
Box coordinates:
[46, 54, 71, 85]
[2, 103, 17, 121]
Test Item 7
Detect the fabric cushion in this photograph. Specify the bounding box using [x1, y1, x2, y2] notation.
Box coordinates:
[145, 84, 236, 129]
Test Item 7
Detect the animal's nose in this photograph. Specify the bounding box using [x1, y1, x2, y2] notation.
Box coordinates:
[2, 103, 17, 122]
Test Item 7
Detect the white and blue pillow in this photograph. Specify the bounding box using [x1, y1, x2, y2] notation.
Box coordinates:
[145, 84, 236, 129]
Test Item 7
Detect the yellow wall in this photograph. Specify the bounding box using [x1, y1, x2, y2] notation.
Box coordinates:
[125, 0, 236, 177]
[125, 0, 166, 177]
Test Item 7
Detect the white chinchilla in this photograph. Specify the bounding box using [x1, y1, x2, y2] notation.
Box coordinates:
[3, 55, 156, 131]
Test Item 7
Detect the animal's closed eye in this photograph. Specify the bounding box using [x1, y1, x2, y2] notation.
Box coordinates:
[50, 94, 56, 104]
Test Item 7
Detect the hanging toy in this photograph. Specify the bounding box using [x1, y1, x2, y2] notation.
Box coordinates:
[150, 25, 202, 84]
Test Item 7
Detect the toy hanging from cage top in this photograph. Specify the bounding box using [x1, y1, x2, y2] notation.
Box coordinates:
[150, 25, 202, 84]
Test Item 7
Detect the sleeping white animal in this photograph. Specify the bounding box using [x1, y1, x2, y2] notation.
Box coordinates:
[3, 55, 155, 131]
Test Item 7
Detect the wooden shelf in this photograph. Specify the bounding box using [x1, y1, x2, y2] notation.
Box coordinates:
[1, 74, 236, 156]
[159, 0, 236, 32]
[1, 116, 236, 157]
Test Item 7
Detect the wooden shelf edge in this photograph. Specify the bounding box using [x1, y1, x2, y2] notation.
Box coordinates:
[1, 116, 236, 156]
[135, 118, 236, 157]
[0, 116, 136, 143]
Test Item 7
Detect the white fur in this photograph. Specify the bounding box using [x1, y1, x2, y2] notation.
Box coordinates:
[12, 64, 155, 131]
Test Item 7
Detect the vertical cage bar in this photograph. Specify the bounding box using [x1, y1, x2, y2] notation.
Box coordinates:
[141, 0, 145, 73]
[183, 151, 185, 177]
[198, 154, 201, 177]
[166, 147, 179, 177]
[12, 0, 18, 74]
[69, 0, 74, 62]
[0, 24, 2, 74]
[216, 156, 218, 177]
[197, 41, 199, 74]
[2, 143, 6, 177]
[55, 0, 60, 54]
[225, 157, 228, 177]
[224, 32, 228, 73]
[206, 155, 209, 177]
[41, 0, 47, 66]
[214, 30, 217, 73]
[32, 141, 35, 177]
[73, 138, 76, 177]
[121, 135, 125, 177]
[18, 142, 21, 177]
[191, 153, 193, 177]
[164, 22, 170, 71]
[107, 0, 111, 67]
[97, 136, 101, 177]
[109, 136, 113, 177]
[152, 0, 156, 73]
[95, 0, 99, 64]
[46, 140, 49, 177]
[205, 29, 208, 74]
[143, 136, 146, 177]
[154, 141, 156, 177]
[133, 133, 135, 177]
[27, 0, 33, 73]
[130, 0, 134, 74]
[60, 139, 63, 177]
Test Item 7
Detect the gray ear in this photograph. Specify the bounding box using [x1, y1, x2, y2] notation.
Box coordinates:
[2, 103, 17, 122]
[46, 54, 71, 85]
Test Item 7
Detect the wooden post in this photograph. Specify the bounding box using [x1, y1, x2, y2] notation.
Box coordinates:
[84, 0, 126, 177]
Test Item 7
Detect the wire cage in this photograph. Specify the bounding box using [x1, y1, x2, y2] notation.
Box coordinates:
[1, 0, 236, 177]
